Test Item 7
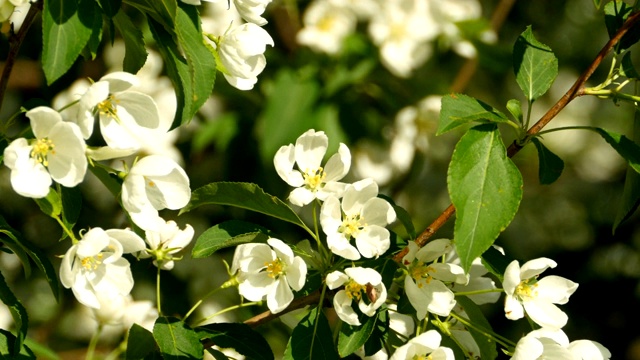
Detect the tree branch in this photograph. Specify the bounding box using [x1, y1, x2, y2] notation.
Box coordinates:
[394, 9, 640, 264]
[0, 1, 41, 117]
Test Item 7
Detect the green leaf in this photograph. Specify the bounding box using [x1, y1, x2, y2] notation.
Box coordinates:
[513, 26, 558, 101]
[621, 52, 640, 79]
[97, 0, 122, 17]
[113, 9, 148, 74]
[88, 164, 122, 198]
[363, 309, 388, 356]
[337, 315, 376, 357]
[0, 272, 28, 356]
[614, 113, 640, 231]
[126, 323, 157, 360]
[605, 1, 640, 51]
[123, 0, 177, 31]
[455, 297, 498, 360]
[84, 5, 103, 60]
[197, 323, 274, 360]
[258, 69, 320, 164]
[0, 329, 35, 359]
[33, 187, 62, 218]
[42, 0, 98, 84]
[192, 220, 273, 258]
[506, 99, 523, 124]
[590, 127, 640, 174]
[0, 215, 61, 300]
[149, 4, 216, 128]
[153, 316, 203, 359]
[0, 219, 32, 278]
[448, 124, 523, 272]
[60, 186, 82, 240]
[531, 138, 564, 184]
[182, 182, 310, 232]
[437, 94, 510, 135]
[283, 307, 337, 360]
[480, 245, 511, 282]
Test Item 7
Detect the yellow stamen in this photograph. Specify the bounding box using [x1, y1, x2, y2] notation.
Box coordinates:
[344, 280, 366, 301]
[265, 258, 285, 279]
[97, 95, 118, 118]
[410, 262, 435, 288]
[31, 138, 55, 166]
[81, 253, 104, 271]
[515, 279, 538, 301]
[303, 167, 326, 191]
[339, 215, 363, 239]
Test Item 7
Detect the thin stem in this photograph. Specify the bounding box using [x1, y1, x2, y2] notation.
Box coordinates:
[54, 215, 79, 244]
[449, 312, 516, 349]
[85, 324, 103, 360]
[454, 288, 504, 297]
[393, 10, 640, 263]
[0, 2, 41, 116]
[524, 99, 533, 132]
[194, 301, 261, 327]
[156, 266, 162, 315]
[184, 277, 238, 321]
[582, 87, 640, 104]
[534, 125, 598, 137]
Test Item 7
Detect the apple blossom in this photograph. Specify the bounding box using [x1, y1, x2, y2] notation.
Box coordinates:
[234, 0, 273, 26]
[320, 178, 396, 260]
[65, 71, 164, 152]
[503, 257, 579, 329]
[274, 129, 351, 206]
[139, 219, 195, 270]
[121, 155, 191, 231]
[296, 1, 357, 55]
[213, 22, 274, 90]
[59, 228, 146, 309]
[389, 330, 454, 360]
[326, 267, 387, 326]
[402, 240, 468, 319]
[232, 238, 307, 314]
[3, 107, 87, 198]
[512, 328, 611, 360]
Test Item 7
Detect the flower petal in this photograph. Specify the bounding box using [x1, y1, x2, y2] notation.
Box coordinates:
[294, 129, 327, 172]
[520, 257, 557, 280]
[323, 143, 351, 182]
[535, 275, 578, 305]
[523, 297, 568, 329]
[267, 279, 293, 313]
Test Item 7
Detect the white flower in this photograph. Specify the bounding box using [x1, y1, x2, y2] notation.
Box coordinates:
[215, 23, 274, 90]
[368, 0, 440, 77]
[503, 258, 579, 329]
[402, 240, 468, 319]
[121, 155, 191, 231]
[296, 1, 357, 55]
[233, 238, 307, 313]
[68, 72, 164, 151]
[234, 0, 273, 26]
[512, 328, 611, 360]
[320, 178, 396, 260]
[59, 228, 146, 309]
[139, 219, 194, 270]
[390, 330, 455, 360]
[326, 267, 387, 326]
[274, 129, 351, 206]
[3, 107, 86, 198]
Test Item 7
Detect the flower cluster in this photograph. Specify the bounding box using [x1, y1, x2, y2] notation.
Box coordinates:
[195, 0, 274, 90]
[296, 0, 488, 77]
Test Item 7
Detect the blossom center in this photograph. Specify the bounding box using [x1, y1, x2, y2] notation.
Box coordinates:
[31, 138, 55, 166]
[514, 279, 538, 301]
[412, 354, 433, 360]
[318, 16, 336, 32]
[410, 262, 434, 288]
[344, 279, 366, 301]
[81, 253, 104, 271]
[97, 95, 119, 119]
[303, 167, 326, 192]
[339, 215, 363, 239]
[265, 258, 285, 279]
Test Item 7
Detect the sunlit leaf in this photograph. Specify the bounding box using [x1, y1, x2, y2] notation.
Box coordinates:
[42, 0, 98, 84]
[153, 316, 203, 359]
[0, 329, 35, 359]
[191, 220, 274, 258]
[448, 124, 523, 272]
[182, 182, 310, 232]
[513, 26, 558, 101]
[437, 94, 509, 135]
[113, 9, 147, 74]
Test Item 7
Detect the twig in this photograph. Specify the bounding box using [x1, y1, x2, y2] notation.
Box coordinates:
[242, 288, 330, 328]
[0, 1, 42, 116]
[394, 9, 640, 264]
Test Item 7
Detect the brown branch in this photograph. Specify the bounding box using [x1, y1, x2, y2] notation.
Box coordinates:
[394, 9, 640, 264]
[0, 1, 41, 117]
[243, 288, 331, 329]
